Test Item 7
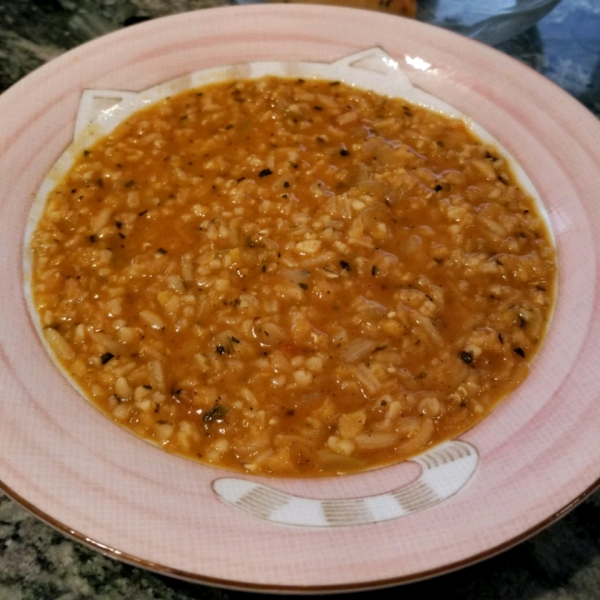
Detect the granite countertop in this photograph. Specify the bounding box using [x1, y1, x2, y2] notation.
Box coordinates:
[1, 0, 599, 598]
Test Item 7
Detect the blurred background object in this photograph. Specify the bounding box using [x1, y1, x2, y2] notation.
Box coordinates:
[269, 0, 416, 17]
[234, 0, 563, 45]
[418, 0, 563, 46]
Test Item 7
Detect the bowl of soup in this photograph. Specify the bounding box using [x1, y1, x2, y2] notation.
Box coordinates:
[1, 4, 599, 592]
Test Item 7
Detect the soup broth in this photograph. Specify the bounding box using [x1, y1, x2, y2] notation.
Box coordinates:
[30, 76, 556, 476]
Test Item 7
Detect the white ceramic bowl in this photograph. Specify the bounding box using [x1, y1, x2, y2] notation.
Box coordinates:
[1, 5, 600, 592]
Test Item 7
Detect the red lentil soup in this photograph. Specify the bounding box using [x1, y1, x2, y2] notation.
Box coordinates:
[30, 77, 556, 476]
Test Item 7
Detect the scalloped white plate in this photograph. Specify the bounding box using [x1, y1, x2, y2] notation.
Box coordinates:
[1, 5, 600, 592]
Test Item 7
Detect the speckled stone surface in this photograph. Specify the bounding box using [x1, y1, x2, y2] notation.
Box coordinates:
[1, 0, 599, 598]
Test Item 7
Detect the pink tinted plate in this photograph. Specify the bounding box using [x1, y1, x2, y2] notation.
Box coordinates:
[1, 4, 599, 592]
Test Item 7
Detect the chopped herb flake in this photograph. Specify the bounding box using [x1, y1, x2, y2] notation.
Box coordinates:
[203, 404, 228, 423]
[459, 350, 474, 364]
[101, 352, 115, 364]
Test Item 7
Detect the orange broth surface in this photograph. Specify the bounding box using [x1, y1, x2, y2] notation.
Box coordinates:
[31, 76, 556, 476]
